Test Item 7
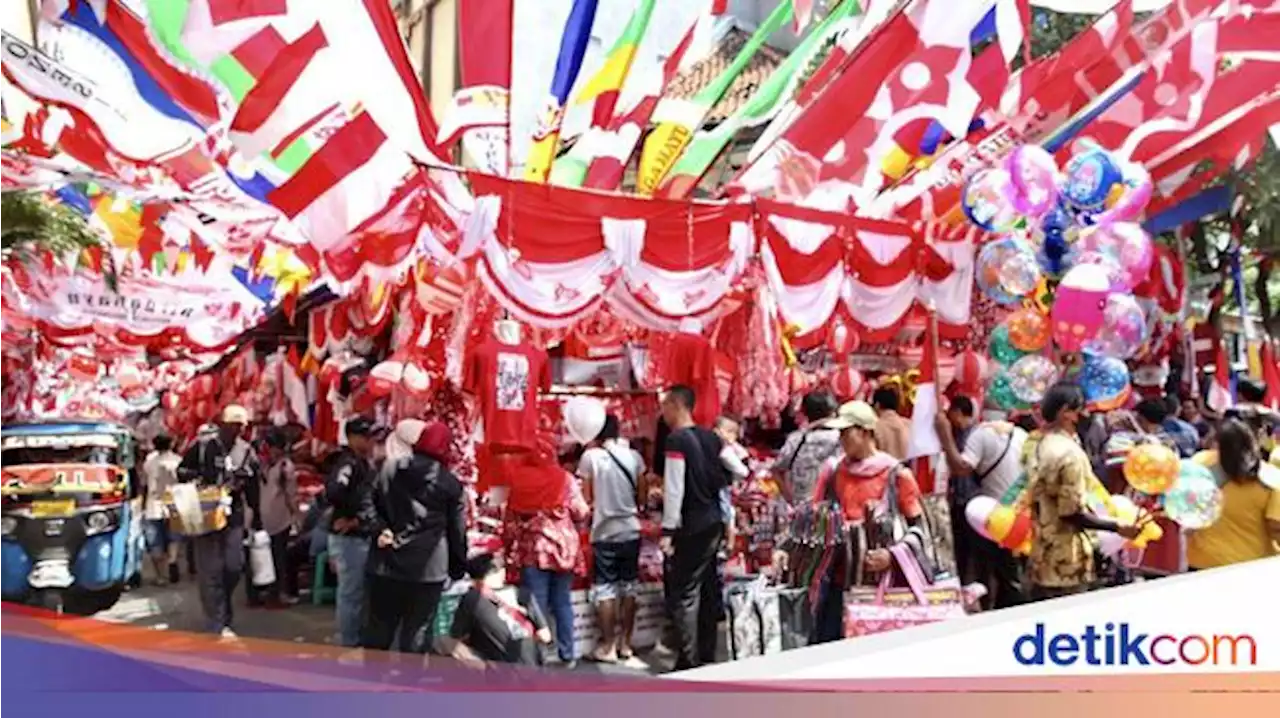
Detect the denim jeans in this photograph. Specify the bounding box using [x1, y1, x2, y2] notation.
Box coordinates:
[521, 567, 576, 662]
[328, 533, 370, 648]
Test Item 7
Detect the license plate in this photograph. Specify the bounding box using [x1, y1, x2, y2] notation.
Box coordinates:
[29, 561, 73, 589]
[31, 499, 76, 518]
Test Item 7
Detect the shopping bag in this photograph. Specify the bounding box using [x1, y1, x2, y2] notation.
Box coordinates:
[166, 484, 230, 537]
[920, 493, 956, 577]
[755, 587, 783, 655]
[726, 582, 762, 660]
[844, 544, 966, 638]
[246, 530, 276, 587]
[777, 587, 812, 650]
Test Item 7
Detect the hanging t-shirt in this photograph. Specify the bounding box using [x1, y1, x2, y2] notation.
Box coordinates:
[463, 339, 551, 450]
[665, 333, 720, 427]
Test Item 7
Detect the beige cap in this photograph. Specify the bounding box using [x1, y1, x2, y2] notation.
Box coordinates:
[220, 404, 250, 425]
[823, 400, 878, 431]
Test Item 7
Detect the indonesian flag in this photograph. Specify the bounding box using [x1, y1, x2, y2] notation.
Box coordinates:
[1261, 340, 1280, 411]
[907, 315, 942, 460]
[1207, 340, 1235, 414]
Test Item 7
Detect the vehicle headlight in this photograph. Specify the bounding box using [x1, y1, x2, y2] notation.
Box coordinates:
[84, 510, 117, 535]
[1, 516, 16, 536]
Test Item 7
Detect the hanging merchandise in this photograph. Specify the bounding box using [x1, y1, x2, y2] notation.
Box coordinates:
[462, 320, 552, 451]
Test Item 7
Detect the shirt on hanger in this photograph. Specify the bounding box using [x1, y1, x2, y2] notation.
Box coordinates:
[464, 339, 552, 450]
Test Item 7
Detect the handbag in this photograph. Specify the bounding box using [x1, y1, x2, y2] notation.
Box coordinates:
[726, 581, 763, 660]
[777, 587, 813, 650]
[843, 543, 967, 638]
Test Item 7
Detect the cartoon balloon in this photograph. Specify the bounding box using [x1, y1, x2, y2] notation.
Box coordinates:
[1006, 307, 1052, 352]
[1006, 145, 1061, 218]
[1095, 162, 1154, 225]
[1062, 146, 1123, 212]
[987, 370, 1028, 411]
[1007, 354, 1060, 404]
[1123, 443, 1180, 495]
[1078, 353, 1131, 411]
[1051, 264, 1111, 352]
[1083, 293, 1148, 359]
[977, 237, 1037, 304]
[988, 325, 1029, 367]
[1068, 250, 1129, 292]
[1077, 223, 1154, 290]
[1162, 463, 1224, 529]
[962, 168, 1020, 233]
[997, 244, 1044, 298]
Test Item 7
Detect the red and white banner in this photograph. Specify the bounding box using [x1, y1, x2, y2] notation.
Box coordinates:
[437, 0, 513, 176]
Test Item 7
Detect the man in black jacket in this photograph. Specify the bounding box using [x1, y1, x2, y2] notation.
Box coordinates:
[659, 385, 728, 670]
[324, 417, 379, 648]
[177, 405, 261, 638]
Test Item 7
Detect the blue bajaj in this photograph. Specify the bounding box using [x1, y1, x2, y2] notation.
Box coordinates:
[1, 422, 143, 614]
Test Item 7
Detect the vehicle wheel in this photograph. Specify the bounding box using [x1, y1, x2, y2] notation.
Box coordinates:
[65, 586, 123, 616]
[34, 589, 66, 615]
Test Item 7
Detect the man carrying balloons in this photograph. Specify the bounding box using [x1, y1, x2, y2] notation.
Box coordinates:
[1025, 384, 1144, 601]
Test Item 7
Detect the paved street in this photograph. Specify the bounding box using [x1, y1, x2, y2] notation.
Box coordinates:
[97, 574, 686, 676]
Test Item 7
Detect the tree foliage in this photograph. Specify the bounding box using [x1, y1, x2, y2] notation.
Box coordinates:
[2, 191, 100, 256]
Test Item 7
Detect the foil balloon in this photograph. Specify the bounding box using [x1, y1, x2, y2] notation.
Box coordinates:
[962, 168, 1020, 233]
[1007, 354, 1060, 404]
[1162, 463, 1223, 529]
[1051, 264, 1111, 352]
[1083, 293, 1148, 359]
[1095, 162, 1154, 225]
[1005, 145, 1060, 218]
[977, 237, 1035, 305]
[1068, 250, 1129, 292]
[988, 325, 1029, 366]
[1079, 353, 1130, 410]
[1006, 307, 1052, 352]
[987, 370, 1028, 411]
[1062, 146, 1123, 212]
[1123, 442, 1180, 495]
[1077, 223, 1154, 290]
[997, 243, 1043, 298]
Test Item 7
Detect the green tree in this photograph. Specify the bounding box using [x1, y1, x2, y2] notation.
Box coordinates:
[2, 190, 115, 290]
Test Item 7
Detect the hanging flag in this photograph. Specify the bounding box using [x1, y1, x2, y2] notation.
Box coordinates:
[579, 16, 704, 191]
[438, 0, 514, 176]
[523, 0, 601, 183]
[794, 0, 817, 33]
[655, 0, 862, 199]
[636, 0, 794, 196]
[550, 0, 657, 187]
[1259, 340, 1280, 411]
[1207, 338, 1235, 414]
[906, 309, 942, 461]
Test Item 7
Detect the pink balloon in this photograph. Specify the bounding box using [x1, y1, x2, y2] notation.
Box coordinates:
[1006, 145, 1060, 218]
[1095, 163, 1153, 225]
[1052, 264, 1111, 352]
[1077, 223, 1154, 290]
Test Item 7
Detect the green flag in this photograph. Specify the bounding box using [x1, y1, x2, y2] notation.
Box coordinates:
[654, 0, 861, 199]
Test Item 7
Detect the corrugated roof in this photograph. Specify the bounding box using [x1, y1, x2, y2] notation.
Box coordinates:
[665, 26, 788, 125]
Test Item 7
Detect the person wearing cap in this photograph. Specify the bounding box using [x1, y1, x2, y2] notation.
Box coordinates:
[177, 404, 262, 638]
[809, 400, 929, 643]
[324, 416, 379, 648]
[360, 419, 467, 655]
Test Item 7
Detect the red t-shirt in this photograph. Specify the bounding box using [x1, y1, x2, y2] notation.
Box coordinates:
[665, 333, 720, 426]
[464, 340, 551, 450]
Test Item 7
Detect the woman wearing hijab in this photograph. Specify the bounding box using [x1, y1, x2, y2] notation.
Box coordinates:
[504, 442, 590, 668]
[360, 419, 466, 655]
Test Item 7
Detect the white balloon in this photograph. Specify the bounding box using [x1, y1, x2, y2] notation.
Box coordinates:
[965, 496, 999, 540]
[564, 396, 606, 444]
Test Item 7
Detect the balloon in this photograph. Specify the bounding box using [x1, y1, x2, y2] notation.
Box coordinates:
[564, 396, 607, 444]
[977, 237, 1036, 305]
[827, 318, 860, 356]
[1078, 353, 1131, 411]
[1007, 354, 1060, 404]
[1068, 250, 1129, 292]
[965, 496, 999, 540]
[988, 325, 1029, 366]
[1062, 146, 1123, 211]
[1077, 223, 1154, 290]
[1108, 493, 1164, 549]
[996, 244, 1043, 297]
[986, 504, 1034, 552]
[1123, 443, 1180, 495]
[1161, 462, 1223, 529]
[1051, 264, 1111, 352]
[1036, 207, 1071, 277]
[1006, 308, 1052, 352]
[1006, 145, 1060, 217]
[1083, 293, 1148, 359]
[961, 168, 1020, 232]
[1095, 162, 1154, 225]
[987, 370, 1028, 411]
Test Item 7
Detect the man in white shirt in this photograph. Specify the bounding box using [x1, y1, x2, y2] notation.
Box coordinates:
[936, 404, 1028, 608]
[141, 435, 182, 585]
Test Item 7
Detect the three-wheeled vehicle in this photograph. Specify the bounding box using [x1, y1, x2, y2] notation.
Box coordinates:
[1, 421, 142, 614]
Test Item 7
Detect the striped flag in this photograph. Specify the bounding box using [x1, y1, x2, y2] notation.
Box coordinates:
[550, 0, 657, 187]
[906, 310, 942, 461]
[1207, 339, 1235, 414]
[523, 0, 601, 183]
[654, 0, 862, 199]
[579, 17, 704, 191]
[636, 0, 794, 196]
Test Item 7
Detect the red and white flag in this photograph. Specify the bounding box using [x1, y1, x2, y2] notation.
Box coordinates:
[1207, 340, 1234, 414]
[906, 313, 942, 461]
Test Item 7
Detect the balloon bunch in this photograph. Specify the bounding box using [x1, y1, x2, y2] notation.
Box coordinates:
[966, 143, 1156, 409]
